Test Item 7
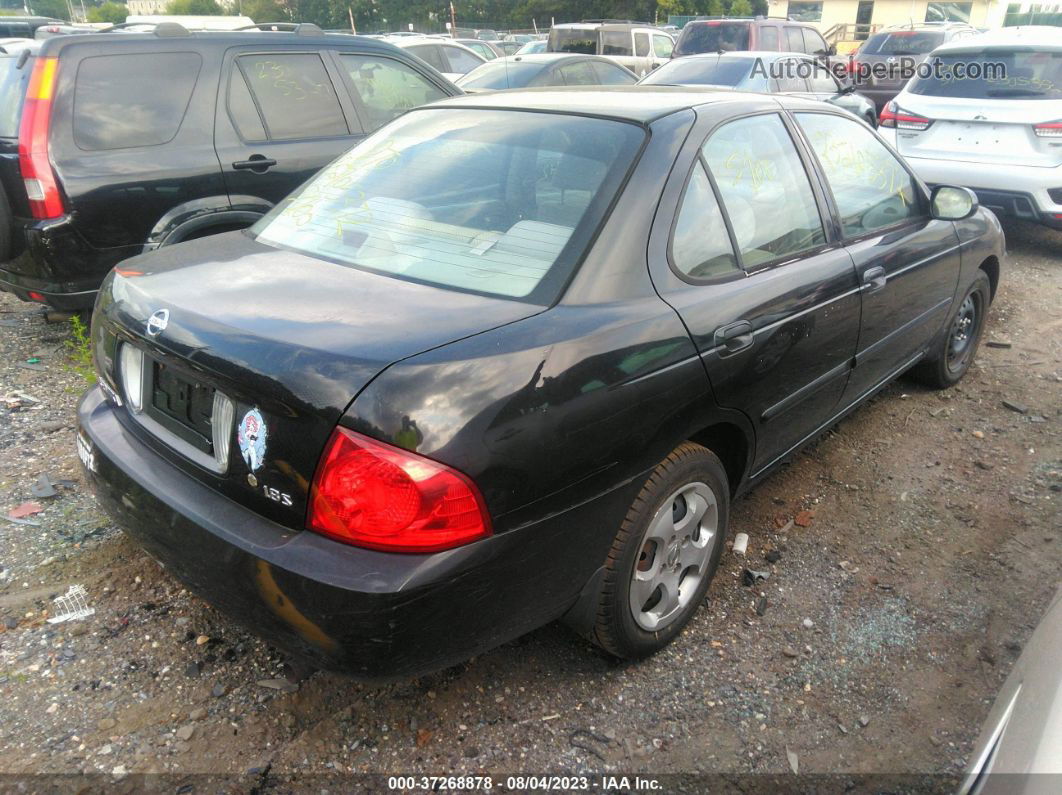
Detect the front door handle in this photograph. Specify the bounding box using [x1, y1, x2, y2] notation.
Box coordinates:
[232, 155, 278, 173]
[714, 320, 754, 355]
[862, 265, 887, 293]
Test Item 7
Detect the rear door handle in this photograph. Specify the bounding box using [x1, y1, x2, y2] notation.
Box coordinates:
[862, 266, 887, 293]
[232, 155, 277, 173]
[714, 320, 754, 355]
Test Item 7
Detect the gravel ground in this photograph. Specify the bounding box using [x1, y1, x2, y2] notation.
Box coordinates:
[0, 219, 1058, 790]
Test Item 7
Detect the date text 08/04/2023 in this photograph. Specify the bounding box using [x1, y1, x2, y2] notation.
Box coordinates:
[386, 775, 664, 791]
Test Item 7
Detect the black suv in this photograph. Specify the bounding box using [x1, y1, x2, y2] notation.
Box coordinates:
[0, 24, 458, 309]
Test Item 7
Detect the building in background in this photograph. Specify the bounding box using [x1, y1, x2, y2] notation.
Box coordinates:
[768, 0, 1061, 33]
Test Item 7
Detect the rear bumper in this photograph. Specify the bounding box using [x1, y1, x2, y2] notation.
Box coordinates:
[0, 215, 137, 309]
[885, 147, 1062, 230]
[77, 387, 625, 679]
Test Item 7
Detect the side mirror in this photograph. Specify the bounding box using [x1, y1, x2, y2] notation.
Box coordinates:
[828, 44, 837, 56]
[931, 185, 978, 221]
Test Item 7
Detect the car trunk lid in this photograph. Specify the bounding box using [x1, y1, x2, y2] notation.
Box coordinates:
[95, 231, 545, 532]
[893, 95, 1062, 168]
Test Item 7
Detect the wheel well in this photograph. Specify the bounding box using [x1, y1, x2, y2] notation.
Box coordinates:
[686, 422, 748, 496]
[979, 256, 1000, 302]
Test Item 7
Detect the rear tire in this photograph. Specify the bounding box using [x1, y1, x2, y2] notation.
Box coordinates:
[912, 272, 991, 389]
[590, 443, 728, 659]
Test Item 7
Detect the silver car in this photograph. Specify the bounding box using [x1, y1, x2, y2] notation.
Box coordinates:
[640, 51, 878, 128]
[961, 587, 1062, 793]
[878, 26, 1062, 231]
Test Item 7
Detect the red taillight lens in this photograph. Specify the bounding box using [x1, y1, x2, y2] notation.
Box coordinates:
[879, 101, 932, 131]
[308, 427, 492, 553]
[1033, 120, 1062, 139]
[18, 57, 64, 221]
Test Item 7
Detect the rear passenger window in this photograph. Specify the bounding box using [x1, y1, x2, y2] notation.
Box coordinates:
[559, 61, 596, 85]
[702, 114, 825, 268]
[601, 31, 632, 56]
[785, 27, 804, 52]
[440, 45, 482, 74]
[760, 27, 779, 50]
[227, 67, 266, 142]
[775, 61, 808, 92]
[671, 162, 739, 280]
[74, 53, 201, 151]
[407, 45, 447, 72]
[634, 33, 651, 57]
[593, 61, 635, 84]
[340, 55, 445, 132]
[796, 112, 923, 237]
[238, 53, 347, 140]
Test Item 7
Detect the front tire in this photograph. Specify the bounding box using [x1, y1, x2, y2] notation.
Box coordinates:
[913, 272, 991, 388]
[590, 443, 729, 659]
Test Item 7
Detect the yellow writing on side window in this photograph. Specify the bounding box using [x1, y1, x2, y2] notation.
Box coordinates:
[810, 131, 911, 207]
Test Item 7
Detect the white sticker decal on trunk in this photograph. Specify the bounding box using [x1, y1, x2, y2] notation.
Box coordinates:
[237, 408, 267, 472]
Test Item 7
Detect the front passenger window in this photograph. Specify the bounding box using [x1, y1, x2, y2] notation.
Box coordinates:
[796, 112, 923, 237]
[702, 114, 825, 268]
[671, 163, 739, 279]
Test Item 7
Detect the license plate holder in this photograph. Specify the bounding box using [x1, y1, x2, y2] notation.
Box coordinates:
[146, 361, 215, 454]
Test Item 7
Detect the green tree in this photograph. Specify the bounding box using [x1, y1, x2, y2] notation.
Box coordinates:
[30, 0, 71, 20]
[165, 0, 223, 15]
[727, 0, 752, 16]
[87, 2, 129, 23]
[242, 0, 288, 23]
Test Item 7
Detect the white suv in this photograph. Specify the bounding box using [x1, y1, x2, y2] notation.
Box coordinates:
[878, 26, 1062, 230]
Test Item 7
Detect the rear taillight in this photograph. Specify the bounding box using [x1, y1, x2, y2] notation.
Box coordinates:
[18, 56, 64, 220]
[1033, 120, 1062, 139]
[308, 427, 492, 553]
[879, 101, 932, 131]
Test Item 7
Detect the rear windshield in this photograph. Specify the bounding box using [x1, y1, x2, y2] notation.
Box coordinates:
[456, 60, 545, 90]
[909, 50, 1062, 99]
[550, 28, 597, 54]
[641, 56, 753, 87]
[0, 54, 28, 138]
[252, 109, 646, 303]
[673, 22, 751, 57]
[861, 30, 944, 56]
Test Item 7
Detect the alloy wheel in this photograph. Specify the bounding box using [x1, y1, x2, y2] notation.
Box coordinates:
[629, 482, 719, 632]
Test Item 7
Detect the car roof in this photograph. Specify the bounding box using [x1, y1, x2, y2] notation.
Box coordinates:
[496, 53, 607, 64]
[427, 85, 788, 123]
[35, 29, 413, 56]
[934, 25, 1062, 53]
[676, 50, 813, 61]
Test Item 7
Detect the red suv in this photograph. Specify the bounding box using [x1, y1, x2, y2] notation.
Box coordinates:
[672, 17, 835, 59]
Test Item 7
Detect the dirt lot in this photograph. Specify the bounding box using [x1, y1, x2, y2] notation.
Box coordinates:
[0, 219, 1058, 789]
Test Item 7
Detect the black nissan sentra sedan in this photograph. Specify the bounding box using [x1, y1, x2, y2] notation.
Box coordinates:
[77, 88, 1004, 678]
